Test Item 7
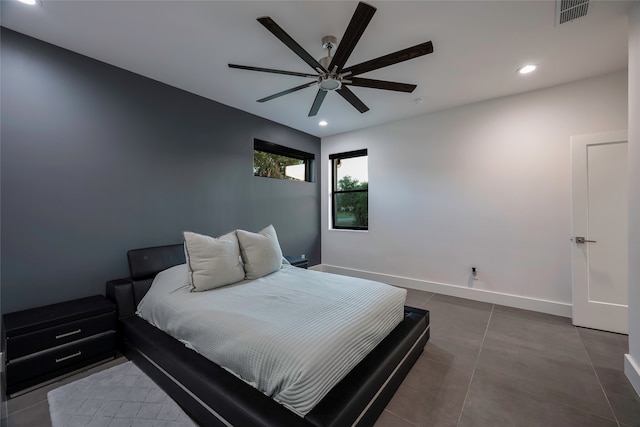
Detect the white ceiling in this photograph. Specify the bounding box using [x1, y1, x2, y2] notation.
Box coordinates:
[1, 0, 632, 138]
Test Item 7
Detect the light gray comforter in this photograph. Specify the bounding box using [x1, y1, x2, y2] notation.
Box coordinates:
[136, 263, 406, 416]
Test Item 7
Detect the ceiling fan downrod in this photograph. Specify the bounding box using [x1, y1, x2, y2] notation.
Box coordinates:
[318, 35, 350, 91]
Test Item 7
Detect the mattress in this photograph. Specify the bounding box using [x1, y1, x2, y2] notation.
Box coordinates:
[136, 263, 406, 417]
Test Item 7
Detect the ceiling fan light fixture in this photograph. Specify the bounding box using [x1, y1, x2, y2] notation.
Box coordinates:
[319, 78, 342, 91]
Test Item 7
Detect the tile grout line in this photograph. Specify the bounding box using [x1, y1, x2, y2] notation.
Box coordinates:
[6, 395, 50, 419]
[477, 313, 625, 422]
[455, 303, 495, 426]
[480, 363, 626, 424]
[574, 326, 621, 427]
[6, 400, 54, 427]
[382, 409, 420, 427]
[6, 399, 49, 418]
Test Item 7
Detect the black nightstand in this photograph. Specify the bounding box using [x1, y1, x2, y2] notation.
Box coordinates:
[284, 256, 309, 269]
[3, 295, 117, 397]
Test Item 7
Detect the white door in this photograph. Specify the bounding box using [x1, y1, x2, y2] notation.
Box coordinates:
[571, 130, 628, 334]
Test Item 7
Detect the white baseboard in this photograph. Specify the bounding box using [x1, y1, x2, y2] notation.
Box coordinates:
[320, 264, 572, 318]
[625, 354, 640, 397]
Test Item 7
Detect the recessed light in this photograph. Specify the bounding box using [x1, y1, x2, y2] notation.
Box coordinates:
[17, 0, 39, 5]
[318, 120, 328, 127]
[517, 64, 537, 74]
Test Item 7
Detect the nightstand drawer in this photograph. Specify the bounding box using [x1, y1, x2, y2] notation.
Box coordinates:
[6, 331, 117, 386]
[6, 311, 116, 360]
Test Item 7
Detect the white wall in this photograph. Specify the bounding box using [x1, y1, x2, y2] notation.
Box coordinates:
[625, 0, 640, 397]
[321, 71, 627, 316]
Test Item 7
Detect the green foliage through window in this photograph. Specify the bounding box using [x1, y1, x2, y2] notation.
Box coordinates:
[253, 151, 305, 180]
[253, 139, 314, 182]
[331, 150, 368, 230]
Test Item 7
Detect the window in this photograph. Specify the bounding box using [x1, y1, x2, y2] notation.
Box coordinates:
[330, 149, 368, 230]
[253, 139, 314, 182]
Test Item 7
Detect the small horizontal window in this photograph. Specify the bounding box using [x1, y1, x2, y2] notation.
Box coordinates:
[253, 139, 314, 182]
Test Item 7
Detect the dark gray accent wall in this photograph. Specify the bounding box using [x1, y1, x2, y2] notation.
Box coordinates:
[0, 28, 321, 314]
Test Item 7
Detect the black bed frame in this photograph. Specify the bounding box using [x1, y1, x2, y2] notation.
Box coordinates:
[106, 244, 429, 427]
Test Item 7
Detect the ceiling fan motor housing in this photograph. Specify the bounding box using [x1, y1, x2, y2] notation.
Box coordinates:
[319, 55, 342, 91]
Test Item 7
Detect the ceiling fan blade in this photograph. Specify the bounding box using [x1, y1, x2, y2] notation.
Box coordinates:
[346, 77, 417, 93]
[328, 2, 376, 72]
[308, 90, 328, 117]
[336, 86, 369, 113]
[257, 81, 317, 103]
[342, 41, 434, 77]
[257, 17, 327, 73]
[229, 64, 319, 78]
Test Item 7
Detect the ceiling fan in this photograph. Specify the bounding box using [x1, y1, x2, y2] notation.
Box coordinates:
[228, 2, 434, 117]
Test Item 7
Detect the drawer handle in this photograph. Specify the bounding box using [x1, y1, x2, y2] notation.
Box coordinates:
[55, 329, 82, 339]
[55, 351, 82, 363]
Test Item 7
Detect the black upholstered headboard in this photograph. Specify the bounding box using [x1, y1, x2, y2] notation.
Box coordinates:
[127, 243, 185, 280]
[107, 243, 185, 318]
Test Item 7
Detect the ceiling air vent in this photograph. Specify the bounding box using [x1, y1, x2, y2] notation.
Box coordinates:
[556, 0, 590, 25]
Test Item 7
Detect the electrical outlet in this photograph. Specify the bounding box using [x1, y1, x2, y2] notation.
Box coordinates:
[471, 267, 478, 280]
[301, 254, 306, 259]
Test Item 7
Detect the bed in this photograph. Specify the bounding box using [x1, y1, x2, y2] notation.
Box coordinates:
[106, 243, 429, 427]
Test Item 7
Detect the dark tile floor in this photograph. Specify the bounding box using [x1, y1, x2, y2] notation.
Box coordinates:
[2, 289, 639, 427]
[376, 289, 640, 427]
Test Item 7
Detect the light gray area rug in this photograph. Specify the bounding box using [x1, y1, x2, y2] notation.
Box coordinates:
[47, 361, 197, 427]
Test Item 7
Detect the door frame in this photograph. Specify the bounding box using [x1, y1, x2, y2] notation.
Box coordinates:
[571, 130, 628, 334]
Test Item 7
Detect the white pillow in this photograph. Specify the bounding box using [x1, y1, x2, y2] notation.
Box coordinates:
[183, 231, 245, 292]
[236, 225, 283, 280]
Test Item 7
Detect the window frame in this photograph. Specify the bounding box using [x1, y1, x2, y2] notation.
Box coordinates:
[330, 149, 368, 231]
[254, 139, 315, 182]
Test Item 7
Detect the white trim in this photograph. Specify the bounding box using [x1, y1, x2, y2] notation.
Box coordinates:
[625, 354, 640, 397]
[570, 130, 629, 333]
[320, 264, 572, 318]
[570, 130, 628, 145]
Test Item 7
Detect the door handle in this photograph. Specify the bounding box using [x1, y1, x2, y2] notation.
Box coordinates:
[575, 236, 597, 244]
